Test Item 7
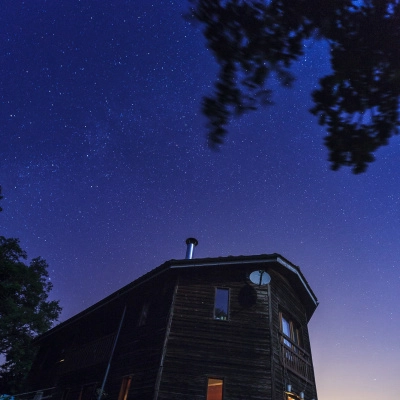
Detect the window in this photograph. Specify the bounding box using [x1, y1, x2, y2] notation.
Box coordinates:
[138, 302, 149, 326]
[78, 384, 97, 400]
[60, 389, 70, 400]
[280, 313, 311, 381]
[118, 376, 132, 400]
[280, 312, 302, 347]
[214, 288, 229, 320]
[285, 392, 302, 400]
[206, 378, 223, 400]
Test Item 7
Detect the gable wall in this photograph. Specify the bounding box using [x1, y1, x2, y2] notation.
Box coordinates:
[159, 265, 272, 400]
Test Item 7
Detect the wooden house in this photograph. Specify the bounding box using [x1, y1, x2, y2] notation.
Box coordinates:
[26, 239, 319, 400]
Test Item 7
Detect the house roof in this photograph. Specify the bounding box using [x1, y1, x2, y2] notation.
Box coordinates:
[36, 253, 318, 341]
[169, 253, 318, 319]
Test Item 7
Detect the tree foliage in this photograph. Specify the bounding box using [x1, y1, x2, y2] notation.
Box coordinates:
[0, 237, 61, 394]
[189, 0, 400, 173]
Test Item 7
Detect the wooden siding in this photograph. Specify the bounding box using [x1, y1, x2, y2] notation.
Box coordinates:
[60, 333, 116, 374]
[104, 276, 176, 400]
[158, 266, 273, 400]
[269, 270, 318, 400]
[28, 275, 176, 400]
[27, 259, 318, 400]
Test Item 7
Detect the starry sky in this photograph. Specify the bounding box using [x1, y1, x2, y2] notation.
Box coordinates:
[1, 1, 399, 399]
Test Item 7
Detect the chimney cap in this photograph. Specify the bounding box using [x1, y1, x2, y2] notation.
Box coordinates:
[185, 237, 198, 246]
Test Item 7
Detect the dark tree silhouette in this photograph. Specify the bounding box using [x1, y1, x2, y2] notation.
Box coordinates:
[0, 237, 62, 394]
[189, 0, 400, 173]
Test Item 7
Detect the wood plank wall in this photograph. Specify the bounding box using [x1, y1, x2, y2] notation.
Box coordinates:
[28, 263, 318, 400]
[158, 266, 272, 400]
[269, 269, 318, 400]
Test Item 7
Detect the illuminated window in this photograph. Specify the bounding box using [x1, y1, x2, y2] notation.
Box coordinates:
[118, 376, 132, 400]
[206, 378, 223, 400]
[214, 288, 229, 320]
[285, 393, 302, 400]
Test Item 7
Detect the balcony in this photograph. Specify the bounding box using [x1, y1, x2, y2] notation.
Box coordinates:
[279, 333, 313, 382]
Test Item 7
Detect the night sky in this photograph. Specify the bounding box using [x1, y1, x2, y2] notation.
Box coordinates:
[1, 2, 399, 399]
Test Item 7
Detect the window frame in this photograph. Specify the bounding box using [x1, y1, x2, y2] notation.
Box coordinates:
[279, 311, 303, 348]
[285, 392, 302, 400]
[118, 375, 132, 400]
[60, 388, 70, 400]
[206, 377, 224, 400]
[279, 312, 312, 381]
[213, 287, 230, 321]
[77, 383, 97, 400]
[138, 302, 149, 326]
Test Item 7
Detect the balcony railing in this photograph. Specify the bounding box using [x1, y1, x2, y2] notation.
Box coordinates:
[13, 387, 56, 400]
[279, 333, 313, 382]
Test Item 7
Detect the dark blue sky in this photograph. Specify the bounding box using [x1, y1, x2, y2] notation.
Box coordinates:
[1, 2, 400, 399]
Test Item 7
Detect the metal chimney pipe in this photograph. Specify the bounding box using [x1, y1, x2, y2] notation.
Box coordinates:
[185, 238, 198, 259]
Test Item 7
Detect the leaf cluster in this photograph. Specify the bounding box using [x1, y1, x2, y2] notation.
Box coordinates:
[190, 0, 400, 172]
[0, 237, 61, 393]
